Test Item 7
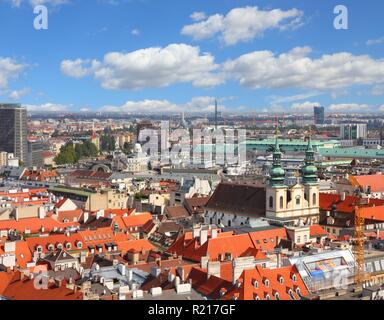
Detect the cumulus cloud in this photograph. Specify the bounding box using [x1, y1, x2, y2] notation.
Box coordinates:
[9, 87, 30, 100]
[61, 44, 223, 90]
[291, 101, 320, 112]
[25, 102, 69, 113]
[328, 103, 371, 112]
[8, 0, 69, 7]
[61, 59, 97, 78]
[223, 47, 384, 91]
[0, 57, 26, 90]
[190, 11, 207, 22]
[99, 96, 226, 114]
[181, 6, 303, 45]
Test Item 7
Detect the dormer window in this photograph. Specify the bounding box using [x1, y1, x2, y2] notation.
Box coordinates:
[36, 245, 43, 253]
[292, 274, 297, 282]
[65, 242, 72, 250]
[275, 292, 280, 300]
[47, 244, 54, 251]
[288, 289, 295, 300]
[254, 294, 260, 300]
[76, 241, 83, 249]
[278, 276, 284, 284]
[265, 294, 271, 300]
[57, 243, 63, 250]
[253, 280, 258, 288]
[263, 278, 270, 287]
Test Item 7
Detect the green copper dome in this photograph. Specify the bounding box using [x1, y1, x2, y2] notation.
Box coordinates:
[302, 137, 318, 184]
[269, 137, 286, 187]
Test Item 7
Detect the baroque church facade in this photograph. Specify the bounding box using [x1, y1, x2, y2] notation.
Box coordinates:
[265, 137, 320, 226]
[204, 136, 320, 228]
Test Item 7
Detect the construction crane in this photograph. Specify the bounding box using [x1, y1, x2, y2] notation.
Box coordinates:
[354, 206, 366, 286]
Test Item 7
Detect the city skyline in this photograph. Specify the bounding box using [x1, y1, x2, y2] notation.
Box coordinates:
[1, 0, 384, 114]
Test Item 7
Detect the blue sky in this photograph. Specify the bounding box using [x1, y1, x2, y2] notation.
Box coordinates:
[1, 0, 384, 114]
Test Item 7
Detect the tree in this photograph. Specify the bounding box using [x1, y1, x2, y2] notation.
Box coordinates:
[54, 142, 77, 165]
[100, 134, 116, 152]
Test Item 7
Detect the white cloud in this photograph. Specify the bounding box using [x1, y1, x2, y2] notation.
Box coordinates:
[328, 103, 371, 112]
[0, 57, 26, 90]
[61, 44, 223, 90]
[291, 101, 320, 111]
[8, 0, 69, 7]
[190, 11, 206, 22]
[60, 59, 97, 78]
[9, 87, 30, 100]
[99, 96, 226, 113]
[366, 37, 384, 46]
[223, 47, 384, 91]
[181, 6, 303, 45]
[25, 102, 69, 113]
[270, 91, 322, 104]
[131, 28, 140, 36]
[371, 85, 384, 96]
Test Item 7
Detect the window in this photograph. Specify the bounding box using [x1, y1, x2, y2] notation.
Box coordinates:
[269, 196, 273, 209]
[275, 292, 280, 300]
[77, 242, 83, 249]
[297, 236, 301, 243]
[278, 276, 284, 284]
[296, 195, 301, 205]
[253, 280, 258, 288]
[228, 220, 231, 227]
[279, 196, 284, 209]
[304, 235, 308, 243]
[312, 193, 317, 205]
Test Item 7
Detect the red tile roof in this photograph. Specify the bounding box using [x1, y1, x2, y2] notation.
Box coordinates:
[248, 227, 288, 251]
[2, 274, 83, 300]
[167, 230, 268, 263]
[0, 217, 79, 234]
[223, 265, 309, 300]
[349, 175, 384, 192]
[319, 193, 384, 213]
[310, 225, 329, 238]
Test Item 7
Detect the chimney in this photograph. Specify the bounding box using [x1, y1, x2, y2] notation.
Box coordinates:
[200, 229, 208, 246]
[177, 266, 185, 282]
[83, 211, 89, 223]
[38, 207, 46, 219]
[200, 256, 209, 269]
[192, 226, 201, 239]
[341, 192, 346, 201]
[15, 208, 19, 221]
[207, 261, 220, 279]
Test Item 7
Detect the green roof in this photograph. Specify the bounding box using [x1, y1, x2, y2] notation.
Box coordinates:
[48, 185, 96, 197]
[319, 147, 384, 159]
[244, 139, 339, 146]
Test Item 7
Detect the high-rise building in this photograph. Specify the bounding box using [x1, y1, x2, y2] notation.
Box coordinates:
[340, 123, 368, 140]
[314, 106, 325, 125]
[0, 104, 28, 163]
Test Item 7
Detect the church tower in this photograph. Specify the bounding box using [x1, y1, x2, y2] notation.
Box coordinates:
[301, 136, 320, 223]
[266, 136, 288, 220]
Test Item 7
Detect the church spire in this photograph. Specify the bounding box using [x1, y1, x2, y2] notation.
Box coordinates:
[269, 127, 285, 187]
[302, 130, 318, 184]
